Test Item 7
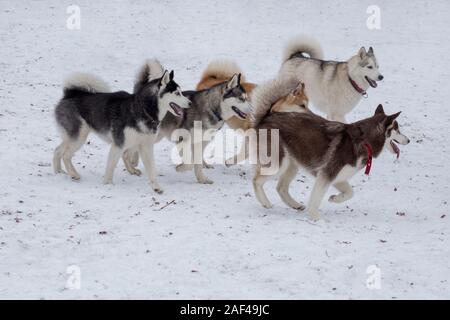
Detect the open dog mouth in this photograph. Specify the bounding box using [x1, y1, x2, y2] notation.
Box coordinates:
[390, 140, 400, 159]
[232, 106, 247, 119]
[169, 102, 183, 117]
[365, 76, 378, 88]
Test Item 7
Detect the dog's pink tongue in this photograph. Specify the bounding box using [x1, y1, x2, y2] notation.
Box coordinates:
[391, 141, 400, 159]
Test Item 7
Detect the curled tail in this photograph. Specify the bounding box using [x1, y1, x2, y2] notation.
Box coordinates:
[133, 59, 165, 93]
[251, 75, 300, 128]
[197, 59, 246, 90]
[282, 35, 324, 62]
[63, 72, 110, 97]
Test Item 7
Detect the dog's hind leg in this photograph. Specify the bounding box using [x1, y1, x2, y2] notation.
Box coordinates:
[123, 130, 165, 175]
[225, 136, 249, 167]
[328, 181, 353, 203]
[124, 148, 140, 168]
[122, 148, 141, 176]
[194, 164, 213, 184]
[139, 142, 163, 194]
[252, 166, 273, 209]
[103, 144, 123, 184]
[307, 172, 331, 220]
[53, 141, 67, 174]
[175, 140, 194, 172]
[276, 159, 305, 210]
[62, 124, 90, 180]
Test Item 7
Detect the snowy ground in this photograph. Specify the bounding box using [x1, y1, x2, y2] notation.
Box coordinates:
[0, 0, 449, 299]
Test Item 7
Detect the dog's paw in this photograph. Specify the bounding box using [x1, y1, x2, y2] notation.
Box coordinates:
[198, 178, 214, 185]
[262, 202, 273, 209]
[292, 202, 306, 211]
[314, 218, 328, 225]
[71, 174, 81, 181]
[328, 194, 349, 203]
[328, 194, 340, 203]
[130, 168, 142, 176]
[225, 158, 236, 167]
[308, 209, 322, 221]
[153, 188, 164, 194]
[103, 178, 113, 185]
[203, 163, 214, 169]
[176, 164, 193, 172]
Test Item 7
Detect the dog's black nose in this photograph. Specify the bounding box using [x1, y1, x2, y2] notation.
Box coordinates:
[378, 75, 384, 81]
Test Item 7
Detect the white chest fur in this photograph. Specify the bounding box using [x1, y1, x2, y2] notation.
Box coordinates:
[333, 158, 364, 183]
[123, 126, 156, 149]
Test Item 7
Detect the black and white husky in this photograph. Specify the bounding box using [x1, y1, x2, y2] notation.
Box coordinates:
[279, 35, 384, 122]
[53, 59, 191, 193]
[124, 73, 252, 184]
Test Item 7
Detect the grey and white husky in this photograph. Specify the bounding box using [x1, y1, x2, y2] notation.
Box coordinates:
[124, 73, 252, 184]
[53, 59, 191, 193]
[279, 35, 384, 122]
[251, 79, 409, 220]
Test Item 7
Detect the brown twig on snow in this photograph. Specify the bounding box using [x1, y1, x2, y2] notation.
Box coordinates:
[155, 200, 176, 211]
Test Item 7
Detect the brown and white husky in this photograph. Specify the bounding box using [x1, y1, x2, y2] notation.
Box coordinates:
[252, 79, 409, 220]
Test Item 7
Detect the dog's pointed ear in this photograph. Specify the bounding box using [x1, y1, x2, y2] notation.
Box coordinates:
[375, 104, 385, 115]
[159, 70, 169, 87]
[387, 111, 401, 124]
[226, 73, 240, 90]
[368, 47, 374, 56]
[292, 82, 305, 96]
[169, 70, 174, 81]
[358, 47, 367, 59]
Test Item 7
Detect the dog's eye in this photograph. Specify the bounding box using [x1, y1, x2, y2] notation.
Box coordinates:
[367, 66, 373, 69]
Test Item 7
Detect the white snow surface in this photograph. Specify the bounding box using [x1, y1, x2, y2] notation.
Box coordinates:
[0, 0, 449, 299]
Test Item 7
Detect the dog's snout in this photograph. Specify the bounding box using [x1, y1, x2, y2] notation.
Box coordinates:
[406, 138, 410, 144]
[378, 75, 384, 81]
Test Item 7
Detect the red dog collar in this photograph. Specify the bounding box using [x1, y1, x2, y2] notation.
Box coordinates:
[349, 77, 368, 98]
[364, 143, 373, 175]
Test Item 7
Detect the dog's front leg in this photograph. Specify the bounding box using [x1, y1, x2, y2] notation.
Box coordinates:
[276, 160, 305, 210]
[307, 173, 331, 220]
[193, 141, 213, 184]
[104, 144, 123, 184]
[225, 135, 249, 167]
[252, 166, 273, 209]
[139, 142, 163, 194]
[329, 181, 353, 203]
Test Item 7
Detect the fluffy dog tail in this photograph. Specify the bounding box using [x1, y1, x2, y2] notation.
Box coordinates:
[63, 73, 110, 97]
[133, 59, 165, 93]
[251, 75, 300, 128]
[282, 35, 324, 62]
[197, 59, 246, 90]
